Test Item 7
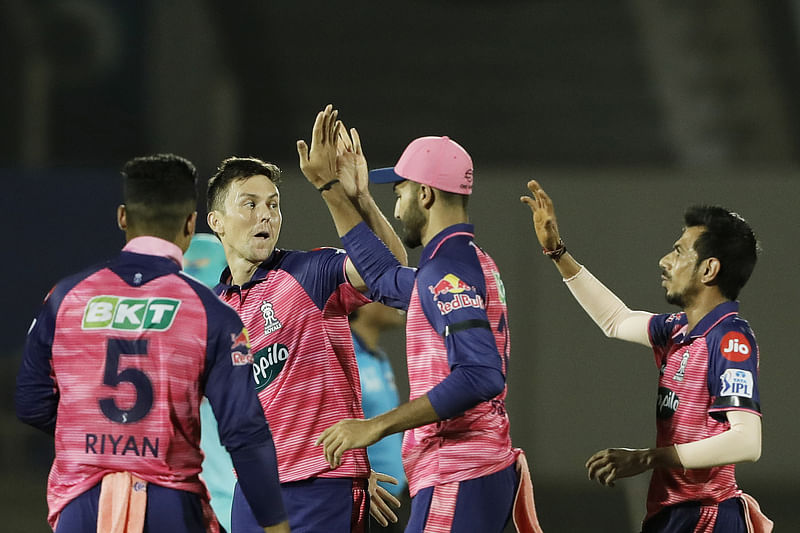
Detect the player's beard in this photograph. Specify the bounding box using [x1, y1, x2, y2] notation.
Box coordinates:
[664, 276, 701, 309]
[400, 200, 426, 249]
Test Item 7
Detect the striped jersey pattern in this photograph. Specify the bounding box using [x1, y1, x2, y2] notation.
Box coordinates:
[217, 248, 371, 483]
[402, 234, 515, 496]
[646, 301, 761, 522]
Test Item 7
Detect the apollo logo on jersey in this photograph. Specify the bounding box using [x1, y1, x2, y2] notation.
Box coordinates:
[720, 331, 752, 362]
[720, 368, 754, 398]
[82, 296, 180, 331]
[656, 386, 679, 419]
[252, 343, 289, 391]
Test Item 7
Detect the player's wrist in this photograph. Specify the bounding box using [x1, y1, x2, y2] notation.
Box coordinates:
[542, 239, 567, 261]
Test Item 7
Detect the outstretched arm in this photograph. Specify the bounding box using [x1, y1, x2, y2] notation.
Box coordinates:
[298, 105, 414, 303]
[521, 180, 652, 347]
[586, 410, 761, 487]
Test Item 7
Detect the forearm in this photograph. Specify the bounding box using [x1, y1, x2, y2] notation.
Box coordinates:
[354, 193, 408, 266]
[320, 182, 366, 236]
[230, 443, 288, 527]
[674, 412, 762, 468]
[372, 395, 440, 439]
[563, 264, 653, 346]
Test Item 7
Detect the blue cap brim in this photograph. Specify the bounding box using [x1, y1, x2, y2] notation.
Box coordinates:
[369, 167, 406, 185]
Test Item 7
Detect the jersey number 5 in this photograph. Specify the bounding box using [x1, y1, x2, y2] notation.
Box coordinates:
[99, 338, 154, 424]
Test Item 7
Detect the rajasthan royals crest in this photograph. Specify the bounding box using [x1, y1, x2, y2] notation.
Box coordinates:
[260, 301, 282, 335]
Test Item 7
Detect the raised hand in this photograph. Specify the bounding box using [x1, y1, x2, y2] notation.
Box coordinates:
[336, 124, 370, 200]
[520, 179, 562, 252]
[297, 104, 341, 189]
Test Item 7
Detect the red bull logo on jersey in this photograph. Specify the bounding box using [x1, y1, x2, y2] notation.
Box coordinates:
[429, 274, 483, 315]
[429, 274, 473, 300]
[82, 296, 180, 331]
[720, 331, 752, 362]
[230, 328, 253, 366]
[720, 368, 754, 398]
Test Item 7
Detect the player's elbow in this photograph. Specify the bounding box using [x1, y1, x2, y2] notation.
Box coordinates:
[468, 366, 506, 402]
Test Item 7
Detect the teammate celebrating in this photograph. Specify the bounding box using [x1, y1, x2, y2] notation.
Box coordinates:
[16, 154, 288, 532]
[206, 145, 405, 531]
[299, 105, 543, 533]
[520, 180, 772, 532]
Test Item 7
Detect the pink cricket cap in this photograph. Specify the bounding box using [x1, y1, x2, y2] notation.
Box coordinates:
[369, 136, 474, 195]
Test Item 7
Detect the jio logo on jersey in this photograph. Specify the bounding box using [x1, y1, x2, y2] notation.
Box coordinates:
[656, 386, 679, 419]
[720, 331, 752, 362]
[720, 368, 754, 398]
[252, 343, 289, 391]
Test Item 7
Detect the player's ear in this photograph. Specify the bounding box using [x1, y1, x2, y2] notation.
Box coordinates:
[117, 205, 128, 231]
[185, 212, 197, 237]
[419, 185, 435, 209]
[207, 210, 222, 234]
[700, 257, 721, 284]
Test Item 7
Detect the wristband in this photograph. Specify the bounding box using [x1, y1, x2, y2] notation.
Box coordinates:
[543, 240, 567, 261]
[318, 179, 340, 192]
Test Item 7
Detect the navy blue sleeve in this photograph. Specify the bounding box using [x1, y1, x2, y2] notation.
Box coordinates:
[707, 319, 761, 421]
[186, 278, 287, 526]
[282, 248, 350, 310]
[340, 222, 417, 310]
[231, 444, 288, 526]
[15, 268, 97, 434]
[648, 312, 685, 348]
[416, 255, 505, 420]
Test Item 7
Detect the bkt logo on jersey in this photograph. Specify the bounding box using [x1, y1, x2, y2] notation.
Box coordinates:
[252, 343, 289, 391]
[230, 328, 253, 366]
[720, 331, 752, 362]
[82, 296, 180, 331]
[720, 368, 754, 398]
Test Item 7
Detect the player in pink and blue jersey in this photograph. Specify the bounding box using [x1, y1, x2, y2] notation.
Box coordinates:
[15, 154, 288, 532]
[521, 180, 772, 532]
[299, 106, 543, 533]
[206, 143, 405, 532]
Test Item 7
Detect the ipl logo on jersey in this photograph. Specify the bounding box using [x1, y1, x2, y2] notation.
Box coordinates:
[720, 368, 754, 398]
[260, 301, 282, 335]
[252, 343, 289, 391]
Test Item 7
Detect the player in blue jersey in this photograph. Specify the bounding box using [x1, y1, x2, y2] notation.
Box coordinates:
[184, 233, 238, 532]
[349, 302, 410, 531]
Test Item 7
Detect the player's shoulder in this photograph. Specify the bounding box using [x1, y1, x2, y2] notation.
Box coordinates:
[45, 260, 111, 307]
[707, 313, 758, 355]
[176, 272, 239, 320]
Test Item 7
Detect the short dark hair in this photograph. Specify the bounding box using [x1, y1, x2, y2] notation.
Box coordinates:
[207, 157, 281, 212]
[122, 153, 197, 238]
[684, 205, 758, 300]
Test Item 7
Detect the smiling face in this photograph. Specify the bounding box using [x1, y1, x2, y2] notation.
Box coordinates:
[658, 225, 706, 308]
[393, 180, 427, 249]
[210, 174, 282, 267]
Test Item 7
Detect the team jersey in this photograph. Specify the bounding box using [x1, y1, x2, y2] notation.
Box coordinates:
[342, 222, 516, 497]
[403, 224, 515, 495]
[646, 301, 761, 520]
[15, 237, 274, 530]
[215, 247, 371, 483]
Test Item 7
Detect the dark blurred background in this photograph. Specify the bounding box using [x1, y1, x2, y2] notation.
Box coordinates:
[1, 1, 798, 531]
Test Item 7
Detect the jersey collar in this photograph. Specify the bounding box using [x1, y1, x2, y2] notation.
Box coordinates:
[686, 300, 740, 340]
[123, 236, 183, 267]
[216, 249, 286, 290]
[420, 223, 475, 267]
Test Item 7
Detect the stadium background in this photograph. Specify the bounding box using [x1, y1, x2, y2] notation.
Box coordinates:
[1, 1, 798, 531]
